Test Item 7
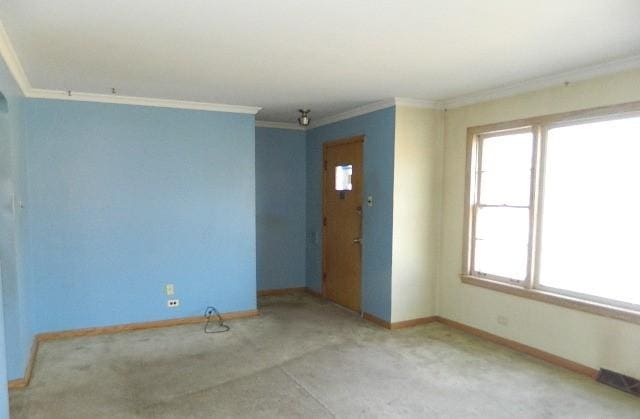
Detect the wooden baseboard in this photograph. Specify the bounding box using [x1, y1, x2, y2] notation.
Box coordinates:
[37, 309, 258, 342]
[362, 312, 597, 378]
[363, 313, 438, 330]
[435, 316, 598, 378]
[22, 337, 39, 386]
[363, 312, 392, 329]
[306, 288, 435, 331]
[258, 287, 307, 297]
[8, 308, 259, 390]
[8, 337, 39, 389]
[8, 377, 27, 390]
[212, 309, 259, 321]
[9, 302, 598, 389]
[391, 316, 438, 330]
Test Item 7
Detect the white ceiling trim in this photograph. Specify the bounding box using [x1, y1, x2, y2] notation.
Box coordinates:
[395, 97, 442, 109]
[29, 88, 261, 114]
[0, 20, 261, 115]
[0, 21, 31, 95]
[255, 120, 305, 131]
[257, 97, 440, 131]
[308, 97, 441, 129]
[440, 54, 640, 109]
[309, 98, 396, 129]
[2, 17, 639, 120]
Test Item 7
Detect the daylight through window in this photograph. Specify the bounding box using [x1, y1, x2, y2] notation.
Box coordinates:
[465, 108, 640, 312]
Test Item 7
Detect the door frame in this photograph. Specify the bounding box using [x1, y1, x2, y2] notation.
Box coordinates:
[321, 135, 365, 303]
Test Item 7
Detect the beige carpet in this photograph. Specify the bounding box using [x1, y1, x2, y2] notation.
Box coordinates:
[10, 293, 640, 418]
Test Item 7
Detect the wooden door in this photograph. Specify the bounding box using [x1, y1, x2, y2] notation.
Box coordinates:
[322, 136, 363, 312]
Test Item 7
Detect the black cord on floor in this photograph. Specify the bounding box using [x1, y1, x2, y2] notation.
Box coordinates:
[204, 306, 230, 334]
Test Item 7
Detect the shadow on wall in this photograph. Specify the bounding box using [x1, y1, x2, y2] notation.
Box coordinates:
[0, 92, 8, 114]
[0, 90, 11, 418]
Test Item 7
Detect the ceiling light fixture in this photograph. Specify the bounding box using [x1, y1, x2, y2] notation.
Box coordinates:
[298, 109, 311, 126]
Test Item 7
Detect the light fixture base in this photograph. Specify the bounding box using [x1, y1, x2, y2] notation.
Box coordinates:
[297, 109, 311, 126]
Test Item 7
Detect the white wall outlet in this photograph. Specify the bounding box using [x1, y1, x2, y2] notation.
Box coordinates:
[167, 299, 180, 308]
[165, 284, 175, 296]
[497, 315, 509, 326]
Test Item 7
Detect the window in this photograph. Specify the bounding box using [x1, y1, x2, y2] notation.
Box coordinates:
[463, 102, 640, 322]
[335, 164, 353, 191]
[472, 130, 533, 282]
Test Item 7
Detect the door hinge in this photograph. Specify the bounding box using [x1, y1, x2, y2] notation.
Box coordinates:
[323, 217, 327, 226]
[322, 272, 327, 281]
[323, 160, 327, 171]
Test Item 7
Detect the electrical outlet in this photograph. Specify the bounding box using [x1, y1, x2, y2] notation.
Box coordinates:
[165, 284, 175, 296]
[497, 315, 509, 326]
[167, 299, 180, 308]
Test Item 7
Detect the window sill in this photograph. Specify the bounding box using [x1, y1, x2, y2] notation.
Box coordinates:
[460, 275, 640, 326]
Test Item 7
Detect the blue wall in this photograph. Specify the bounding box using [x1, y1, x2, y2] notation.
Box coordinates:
[305, 107, 395, 321]
[0, 55, 32, 384]
[256, 128, 306, 291]
[0, 56, 397, 398]
[0, 269, 9, 418]
[24, 99, 257, 334]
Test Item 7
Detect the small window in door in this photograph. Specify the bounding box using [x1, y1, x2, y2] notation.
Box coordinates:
[335, 165, 353, 191]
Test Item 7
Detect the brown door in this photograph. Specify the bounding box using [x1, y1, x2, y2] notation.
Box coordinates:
[322, 136, 363, 312]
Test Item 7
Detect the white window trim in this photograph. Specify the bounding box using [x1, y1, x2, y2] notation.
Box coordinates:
[469, 126, 538, 286]
[461, 100, 640, 325]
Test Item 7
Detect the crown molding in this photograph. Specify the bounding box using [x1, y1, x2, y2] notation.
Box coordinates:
[0, 21, 31, 95]
[255, 120, 305, 130]
[440, 54, 640, 109]
[257, 97, 439, 131]
[28, 88, 261, 114]
[309, 99, 396, 129]
[3, 14, 639, 119]
[394, 97, 442, 109]
[0, 19, 260, 114]
[309, 97, 441, 129]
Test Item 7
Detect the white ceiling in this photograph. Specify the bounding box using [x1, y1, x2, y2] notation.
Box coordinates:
[1, 0, 640, 122]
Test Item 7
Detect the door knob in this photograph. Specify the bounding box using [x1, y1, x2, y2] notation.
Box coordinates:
[353, 237, 362, 244]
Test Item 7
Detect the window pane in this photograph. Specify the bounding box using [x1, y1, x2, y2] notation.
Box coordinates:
[474, 207, 529, 280]
[538, 116, 640, 306]
[475, 241, 528, 281]
[335, 165, 352, 191]
[480, 133, 532, 206]
[480, 171, 531, 206]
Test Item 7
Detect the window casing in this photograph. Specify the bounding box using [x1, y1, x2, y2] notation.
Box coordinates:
[469, 128, 537, 284]
[462, 101, 640, 324]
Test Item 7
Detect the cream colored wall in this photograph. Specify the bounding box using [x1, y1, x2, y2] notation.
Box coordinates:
[391, 106, 443, 322]
[439, 69, 640, 377]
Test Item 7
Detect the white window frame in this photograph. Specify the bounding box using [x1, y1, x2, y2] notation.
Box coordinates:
[468, 127, 539, 286]
[461, 101, 640, 325]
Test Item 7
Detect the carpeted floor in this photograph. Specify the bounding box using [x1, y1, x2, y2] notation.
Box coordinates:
[9, 293, 640, 418]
